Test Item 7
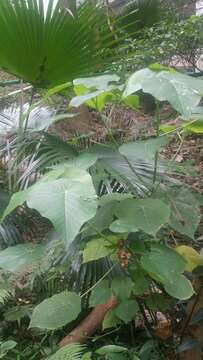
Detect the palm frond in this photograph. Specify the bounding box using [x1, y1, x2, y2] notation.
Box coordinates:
[0, 112, 77, 190]
[65, 240, 124, 295]
[116, 0, 162, 36]
[0, 205, 52, 249]
[47, 343, 85, 360]
[0, 287, 12, 305]
[0, 0, 124, 87]
[0, 276, 14, 305]
[0, 102, 56, 137]
[88, 145, 171, 197]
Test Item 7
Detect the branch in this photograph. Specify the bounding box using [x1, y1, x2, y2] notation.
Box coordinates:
[58, 296, 118, 348]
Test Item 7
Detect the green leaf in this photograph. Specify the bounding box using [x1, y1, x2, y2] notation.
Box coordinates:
[70, 90, 104, 108]
[99, 193, 134, 206]
[82, 352, 92, 360]
[115, 300, 139, 323]
[53, 152, 98, 171]
[30, 291, 81, 330]
[2, 188, 31, 221]
[164, 274, 194, 300]
[122, 95, 139, 109]
[164, 188, 201, 239]
[110, 199, 170, 235]
[0, 191, 11, 217]
[111, 277, 134, 301]
[83, 238, 111, 263]
[0, 2, 121, 88]
[73, 74, 120, 91]
[123, 68, 203, 118]
[159, 124, 177, 134]
[0, 244, 45, 273]
[89, 280, 112, 307]
[44, 82, 72, 99]
[123, 68, 151, 94]
[141, 244, 186, 284]
[47, 344, 85, 360]
[149, 63, 173, 72]
[83, 235, 119, 263]
[4, 305, 32, 322]
[176, 245, 203, 272]
[95, 92, 116, 111]
[119, 137, 168, 161]
[183, 119, 203, 134]
[128, 240, 146, 255]
[96, 345, 128, 355]
[0, 341, 17, 356]
[132, 270, 150, 295]
[84, 203, 115, 237]
[145, 293, 169, 311]
[70, 90, 115, 111]
[72, 74, 120, 110]
[102, 310, 121, 330]
[4, 168, 98, 247]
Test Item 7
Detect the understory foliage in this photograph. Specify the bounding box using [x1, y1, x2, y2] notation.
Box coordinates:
[0, 1, 202, 359]
[130, 15, 203, 70]
[0, 64, 202, 359]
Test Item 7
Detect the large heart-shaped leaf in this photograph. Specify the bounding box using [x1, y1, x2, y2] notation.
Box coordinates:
[163, 188, 201, 239]
[123, 68, 203, 118]
[0, 244, 46, 273]
[30, 291, 81, 330]
[83, 235, 119, 263]
[27, 176, 97, 247]
[164, 274, 194, 300]
[110, 198, 170, 235]
[3, 168, 98, 247]
[115, 300, 139, 323]
[141, 244, 194, 300]
[141, 244, 186, 284]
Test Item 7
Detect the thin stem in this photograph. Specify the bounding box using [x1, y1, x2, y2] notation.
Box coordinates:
[160, 118, 199, 137]
[180, 287, 202, 340]
[153, 131, 184, 194]
[155, 101, 161, 137]
[88, 222, 117, 246]
[18, 80, 25, 136]
[152, 101, 161, 188]
[6, 139, 12, 192]
[93, 325, 122, 342]
[24, 87, 35, 132]
[81, 264, 115, 299]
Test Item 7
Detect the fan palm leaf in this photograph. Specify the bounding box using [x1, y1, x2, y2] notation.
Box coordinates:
[47, 343, 85, 360]
[116, 0, 162, 36]
[0, 0, 123, 88]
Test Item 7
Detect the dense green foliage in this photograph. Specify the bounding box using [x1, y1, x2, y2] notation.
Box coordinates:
[0, 1, 202, 359]
[0, 66, 202, 359]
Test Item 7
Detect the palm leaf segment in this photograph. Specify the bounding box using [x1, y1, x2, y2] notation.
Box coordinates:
[47, 343, 85, 360]
[0, 0, 118, 87]
[116, 0, 162, 37]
